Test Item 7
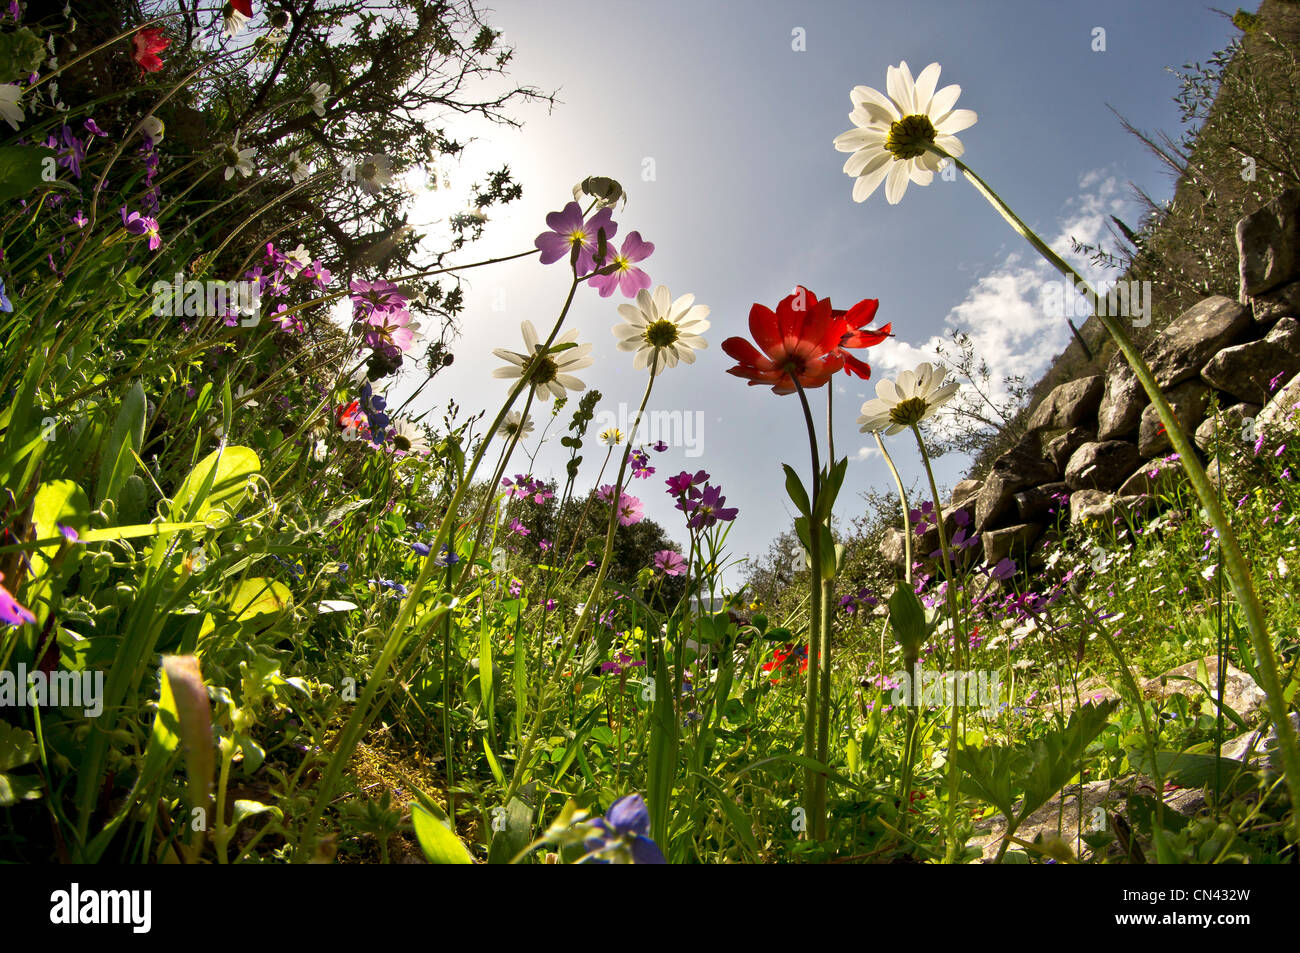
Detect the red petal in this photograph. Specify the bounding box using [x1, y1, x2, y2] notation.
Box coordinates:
[747, 304, 782, 358]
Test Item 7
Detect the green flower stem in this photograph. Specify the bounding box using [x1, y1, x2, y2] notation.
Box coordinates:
[791, 377, 827, 840]
[910, 423, 964, 863]
[503, 353, 659, 807]
[873, 431, 912, 586]
[298, 276, 581, 859]
[936, 146, 1300, 836]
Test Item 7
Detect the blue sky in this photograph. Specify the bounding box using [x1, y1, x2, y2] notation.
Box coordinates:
[390, 0, 1241, 585]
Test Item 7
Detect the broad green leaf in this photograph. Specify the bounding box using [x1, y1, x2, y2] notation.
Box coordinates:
[0, 146, 70, 202]
[95, 380, 147, 506]
[171, 445, 261, 523]
[782, 464, 811, 517]
[412, 802, 473, 864]
[486, 796, 534, 865]
[228, 577, 293, 626]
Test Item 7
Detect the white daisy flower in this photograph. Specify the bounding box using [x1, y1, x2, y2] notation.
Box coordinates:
[140, 115, 165, 143]
[857, 361, 959, 435]
[492, 321, 594, 402]
[833, 61, 977, 205]
[222, 3, 250, 38]
[306, 82, 329, 117]
[285, 243, 312, 268]
[357, 153, 392, 193]
[498, 411, 534, 440]
[0, 85, 25, 131]
[222, 141, 255, 180]
[611, 285, 710, 375]
[391, 419, 429, 455]
[285, 150, 311, 184]
[597, 428, 625, 446]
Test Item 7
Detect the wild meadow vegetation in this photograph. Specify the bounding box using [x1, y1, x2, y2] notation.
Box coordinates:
[1, 1, 1298, 866]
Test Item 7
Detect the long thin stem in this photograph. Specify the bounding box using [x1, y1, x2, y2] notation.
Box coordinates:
[939, 146, 1300, 837]
[790, 377, 826, 839]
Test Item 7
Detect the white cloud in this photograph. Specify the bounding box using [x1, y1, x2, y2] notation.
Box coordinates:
[869, 171, 1134, 410]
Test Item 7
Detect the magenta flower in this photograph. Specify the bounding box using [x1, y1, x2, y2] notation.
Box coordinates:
[651, 440, 668, 453]
[508, 518, 530, 537]
[363, 308, 417, 354]
[588, 231, 654, 298]
[597, 484, 617, 504]
[679, 484, 737, 529]
[600, 652, 646, 675]
[349, 279, 408, 315]
[120, 207, 161, 250]
[617, 493, 644, 526]
[665, 469, 709, 497]
[653, 550, 687, 576]
[0, 572, 35, 627]
[534, 202, 617, 273]
[629, 449, 655, 479]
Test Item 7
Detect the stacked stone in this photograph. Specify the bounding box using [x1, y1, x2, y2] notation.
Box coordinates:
[881, 189, 1300, 575]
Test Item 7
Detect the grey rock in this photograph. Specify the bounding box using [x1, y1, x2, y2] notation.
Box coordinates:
[1137, 380, 1211, 457]
[975, 437, 1059, 532]
[1249, 278, 1300, 323]
[1064, 440, 1142, 491]
[981, 522, 1043, 565]
[1025, 375, 1104, 433]
[1097, 353, 1146, 440]
[1255, 370, 1300, 442]
[1013, 481, 1070, 522]
[1145, 296, 1250, 389]
[880, 526, 907, 569]
[1118, 456, 1186, 497]
[1044, 427, 1095, 473]
[1201, 316, 1300, 405]
[1221, 713, 1300, 767]
[1068, 489, 1151, 525]
[949, 478, 982, 511]
[1142, 657, 1268, 720]
[1194, 402, 1261, 453]
[1237, 187, 1300, 298]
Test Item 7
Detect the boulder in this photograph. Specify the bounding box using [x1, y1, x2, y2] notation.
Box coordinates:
[1144, 296, 1250, 389]
[949, 478, 982, 511]
[1013, 481, 1070, 522]
[880, 526, 908, 569]
[1068, 489, 1150, 525]
[1142, 657, 1268, 720]
[1255, 370, 1300, 442]
[1237, 187, 1300, 298]
[1118, 456, 1186, 497]
[974, 437, 1059, 532]
[1064, 440, 1142, 491]
[1136, 380, 1211, 457]
[1194, 402, 1261, 453]
[1044, 427, 1095, 473]
[1201, 316, 1300, 405]
[1025, 375, 1104, 433]
[1221, 713, 1300, 767]
[981, 522, 1043, 565]
[1249, 278, 1300, 323]
[966, 775, 1202, 863]
[1097, 354, 1146, 440]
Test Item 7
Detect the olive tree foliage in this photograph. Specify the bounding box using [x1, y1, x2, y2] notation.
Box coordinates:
[42, 0, 554, 375]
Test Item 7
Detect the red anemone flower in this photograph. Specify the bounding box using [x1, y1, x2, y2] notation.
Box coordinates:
[830, 297, 892, 379]
[131, 27, 170, 75]
[722, 286, 845, 395]
[231, 0, 254, 14]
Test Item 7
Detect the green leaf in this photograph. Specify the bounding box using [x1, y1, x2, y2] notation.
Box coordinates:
[888, 585, 929, 662]
[95, 380, 147, 507]
[0, 721, 38, 773]
[0, 146, 70, 203]
[412, 802, 474, 864]
[486, 796, 534, 865]
[171, 445, 261, 524]
[228, 577, 293, 626]
[782, 465, 811, 517]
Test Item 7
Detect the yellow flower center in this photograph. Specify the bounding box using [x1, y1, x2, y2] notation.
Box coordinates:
[885, 114, 937, 160]
[888, 396, 930, 426]
[644, 319, 679, 348]
[521, 353, 558, 386]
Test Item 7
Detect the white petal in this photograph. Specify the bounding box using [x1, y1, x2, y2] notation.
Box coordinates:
[934, 108, 977, 135]
[852, 158, 892, 203]
[884, 162, 910, 204]
[908, 163, 933, 186]
[521, 321, 539, 353]
[927, 83, 961, 119]
[912, 63, 942, 114]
